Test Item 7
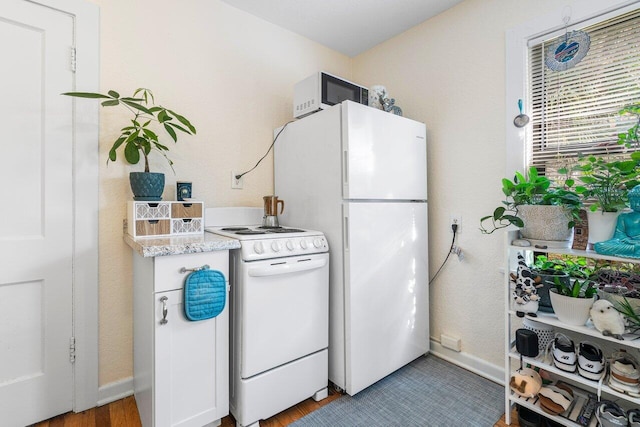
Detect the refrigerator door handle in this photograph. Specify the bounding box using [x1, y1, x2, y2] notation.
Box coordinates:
[344, 215, 349, 251]
[342, 149, 348, 193]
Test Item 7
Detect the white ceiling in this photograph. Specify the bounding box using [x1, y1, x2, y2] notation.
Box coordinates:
[220, 0, 464, 57]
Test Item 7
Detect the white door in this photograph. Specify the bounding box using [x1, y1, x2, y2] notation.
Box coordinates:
[342, 101, 427, 200]
[343, 202, 429, 395]
[0, 1, 75, 425]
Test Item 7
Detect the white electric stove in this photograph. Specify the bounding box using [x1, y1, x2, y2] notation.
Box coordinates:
[205, 208, 330, 427]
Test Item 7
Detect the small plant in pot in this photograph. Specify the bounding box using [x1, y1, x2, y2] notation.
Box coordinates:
[63, 88, 196, 200]
[531, 255, 598, 313]
[479, 167, 582, 242]
[549, 277, 598, 326]
[573, 154, 640, 246]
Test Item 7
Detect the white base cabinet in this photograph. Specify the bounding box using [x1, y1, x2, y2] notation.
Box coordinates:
[133, 250, 229, 427]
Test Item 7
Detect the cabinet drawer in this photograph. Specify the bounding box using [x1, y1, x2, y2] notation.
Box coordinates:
[171, 202, 203, 218]
[135, 219, 170, 236]
[154, 251, 229, 293]
[171, 218, 203, 235]
[134, 202, 171, 219]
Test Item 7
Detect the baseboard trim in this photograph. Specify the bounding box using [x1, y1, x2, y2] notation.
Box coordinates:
[430, 340, 505, 386]
[96, 345, 503, 407]
[97, 376, 134, 407]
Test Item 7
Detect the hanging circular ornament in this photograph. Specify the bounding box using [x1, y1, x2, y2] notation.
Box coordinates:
[545, 30, 590, 71]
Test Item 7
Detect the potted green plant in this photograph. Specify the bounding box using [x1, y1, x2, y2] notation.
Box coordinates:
[63, 88, 196, 200]
[549, 278, 598, 326]
[573, 154, 640, 246]
[531, 255, 599, 313]
[479, 167, 582, 242]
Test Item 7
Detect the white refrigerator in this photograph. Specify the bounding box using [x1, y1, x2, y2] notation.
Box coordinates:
[274, 100, 429, 395]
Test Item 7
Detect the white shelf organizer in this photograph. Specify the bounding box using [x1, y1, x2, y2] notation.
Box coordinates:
[127, 201, 204, 238]
[504, 229, 640, 426]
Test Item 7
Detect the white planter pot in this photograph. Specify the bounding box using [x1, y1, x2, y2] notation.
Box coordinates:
[517, 205, 572, 241]
[549, 289, 596, 326]
[587, 210, 620, 246]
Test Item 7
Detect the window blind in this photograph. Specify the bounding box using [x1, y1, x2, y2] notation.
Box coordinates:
[528, 8, 640, 179]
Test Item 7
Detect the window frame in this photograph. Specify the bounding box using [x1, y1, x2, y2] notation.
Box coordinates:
[505, 1, 640, 177]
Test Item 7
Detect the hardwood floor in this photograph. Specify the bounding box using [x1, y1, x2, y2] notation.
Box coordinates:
[34, 393, 518, 426]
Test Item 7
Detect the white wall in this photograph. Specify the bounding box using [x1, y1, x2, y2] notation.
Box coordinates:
[88, 0, 351, 386]
[352, 0, 589, 368]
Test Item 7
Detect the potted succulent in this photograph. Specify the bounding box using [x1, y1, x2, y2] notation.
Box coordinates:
[63, 88, 196, 200]
[479, 167, 582, 242]
[549, 278, 598, 326]
[573, 154, 640, 246]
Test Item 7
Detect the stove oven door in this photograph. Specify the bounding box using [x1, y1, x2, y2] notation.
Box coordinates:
[238, 252, 329, 379]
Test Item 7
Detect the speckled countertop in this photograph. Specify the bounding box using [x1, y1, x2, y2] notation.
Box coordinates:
[124, 232, 240, 257]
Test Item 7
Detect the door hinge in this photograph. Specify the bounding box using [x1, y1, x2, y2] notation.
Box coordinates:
[70, 47, 77, 73]
[69, 337, 76, 363]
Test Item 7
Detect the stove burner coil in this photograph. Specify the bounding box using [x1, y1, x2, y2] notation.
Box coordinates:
[267, 228, 306, 233]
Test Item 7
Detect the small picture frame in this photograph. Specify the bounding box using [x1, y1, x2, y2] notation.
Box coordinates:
[572, 209, 589, 251]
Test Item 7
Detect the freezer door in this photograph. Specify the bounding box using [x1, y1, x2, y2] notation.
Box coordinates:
[342, 101, 427, 200]
[343, 202, 429, 395]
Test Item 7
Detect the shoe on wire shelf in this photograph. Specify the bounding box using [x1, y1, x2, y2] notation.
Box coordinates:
[551, 333, 577, 373]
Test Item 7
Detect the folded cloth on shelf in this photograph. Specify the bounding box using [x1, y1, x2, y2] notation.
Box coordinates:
[184, 268, 226, 321]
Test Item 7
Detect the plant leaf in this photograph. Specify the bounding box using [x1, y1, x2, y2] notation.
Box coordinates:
[164, 123, 177, 142]
[61, 92, 110, 99]
[157, 110, 169, 123]
[101, 99, 120, 107]
[107, 90, 120, 99]
[124, 141, 140, 164]
[142, 128, 158, 141]
[166, 122, 190, 134]
[168, 109, 196, 134]
[121, 99, 153, 115]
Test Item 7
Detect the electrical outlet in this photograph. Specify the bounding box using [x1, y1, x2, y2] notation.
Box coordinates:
[450, 214, 461, 233]
[231, 171, 243, 189]
[441, 333, 462, 352]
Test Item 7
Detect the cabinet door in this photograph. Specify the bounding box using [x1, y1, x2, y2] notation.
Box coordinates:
[155, 288, 229, 427]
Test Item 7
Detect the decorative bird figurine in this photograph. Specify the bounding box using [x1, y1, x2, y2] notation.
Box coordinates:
[590, 299, 625, 340]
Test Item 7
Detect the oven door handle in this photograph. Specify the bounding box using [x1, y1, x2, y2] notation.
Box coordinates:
[248, 258, 327, 277]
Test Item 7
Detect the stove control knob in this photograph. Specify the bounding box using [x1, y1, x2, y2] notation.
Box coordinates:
[313, 238, 323, 248]
[271, 241, 281, 252]
[253, 242, 264, 254]
[300, 240, 308, 249]
[286, 240, 295, 251]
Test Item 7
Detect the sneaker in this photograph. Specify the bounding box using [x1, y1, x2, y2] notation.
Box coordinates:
[538, 384, 573, 416]
[551, 333, 576, 373]
[577, 342, 605, 380]
[629, 409, 640, 427]
[608, 351, 640, 397]
[595, 401, 627, 427]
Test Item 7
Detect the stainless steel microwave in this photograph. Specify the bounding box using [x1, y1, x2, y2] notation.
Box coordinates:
[293, 72, 369, 118]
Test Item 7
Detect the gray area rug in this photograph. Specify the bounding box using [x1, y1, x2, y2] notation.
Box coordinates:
[291, 355, 504, 427]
